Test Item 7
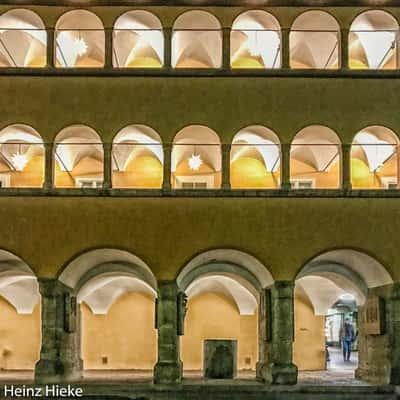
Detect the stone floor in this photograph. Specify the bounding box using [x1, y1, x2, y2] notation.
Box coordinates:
[0, 349, 369, 387]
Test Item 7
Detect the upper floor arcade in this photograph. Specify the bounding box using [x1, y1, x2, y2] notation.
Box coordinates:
[1, 6, 400, 74]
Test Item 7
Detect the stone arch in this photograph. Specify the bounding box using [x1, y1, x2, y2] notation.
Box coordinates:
[53, 124, 104, 188]
[290, 10, 340, 69]
[0, 249, 41, 375]
[113, 10, 164, 68]
[58, 248, 158, 374]
[112, 124, 163, 189]
[290, 125, 342, 189]
[230, 125, 281, 189]
[349, 10, 399, 70]
[172, 10, 222, 68]
[0, 124, 45, 188]
[55, 9, 105, 68]
[230, 10, 281, 69]
[0, 8, 46, 67]
[172, 125, 222, 189]
[177, 249, 274, 377]
[295, 248, 392, 315]
[351, 125, 399, 189]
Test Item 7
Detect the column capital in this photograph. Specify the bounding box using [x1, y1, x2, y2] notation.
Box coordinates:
[273, 280, 295, 298]
[37, 278, 63, 297]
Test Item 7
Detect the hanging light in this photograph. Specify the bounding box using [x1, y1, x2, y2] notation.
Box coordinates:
[73, 37, 88, 57]
[188, 154, 202, 171]
[11, 152, 28, 171]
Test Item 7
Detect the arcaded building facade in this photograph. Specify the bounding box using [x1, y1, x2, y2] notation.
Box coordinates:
[0, 1, 400, 399]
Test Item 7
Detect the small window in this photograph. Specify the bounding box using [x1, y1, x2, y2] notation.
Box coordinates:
[175, 175, 214, 189]
[75, 177, 103, 188]
[182, 182, 208, 189]
[291, 179, 315, 189]
[0, 174, 11, 188]
[381, 177, 398, 189]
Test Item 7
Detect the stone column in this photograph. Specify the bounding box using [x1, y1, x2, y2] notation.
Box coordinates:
[221, 143, 231, 190]
[340, 29, 349, 70]
[281, 28, 290, 69]
[103, 142, 112, 189]
[163, 28, 172, 70]
[342, 143, 352, 191]
[104, 28, 113, 69]
[46, 28, 55, 68]
[390, 282, 400, 384]
[222, 27, 231, 70]
[257, 281, 297, 384]
[281, 144, 291, 190]
[43, 142, 54, 190]
[162, 144, 172, 191]
[35, 279, 82, 383]
[154, 281, 182, 384]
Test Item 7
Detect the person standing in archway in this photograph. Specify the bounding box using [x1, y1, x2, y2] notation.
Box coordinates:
[340, 318, 355, 362]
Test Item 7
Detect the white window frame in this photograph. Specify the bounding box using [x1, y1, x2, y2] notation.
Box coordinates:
[0, 174, 11, 188]
[175, 175, 214, 189]
[290, 178, 316, 189]
[75, 176, 103, 189]
[381, 176, 398, 189]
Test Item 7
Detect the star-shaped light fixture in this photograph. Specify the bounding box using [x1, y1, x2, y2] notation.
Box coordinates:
[11, 152, 28, 171]
[188, 154, 202, 171]
[73, 37, 88, 57]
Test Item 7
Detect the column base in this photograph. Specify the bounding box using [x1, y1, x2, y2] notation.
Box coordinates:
[153, 361, 182, 384]
[35, 358, 83, 383]
[256, 361, 297, 385]
[390, 366, 400, 385]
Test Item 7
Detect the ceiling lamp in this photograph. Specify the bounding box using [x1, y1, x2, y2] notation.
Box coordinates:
[73, 37, 88, 57]
[188, 154, 202, 171]
[11, 152, 28, 171]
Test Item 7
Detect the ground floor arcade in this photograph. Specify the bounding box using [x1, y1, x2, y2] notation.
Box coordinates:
[0, 247, 399, 390]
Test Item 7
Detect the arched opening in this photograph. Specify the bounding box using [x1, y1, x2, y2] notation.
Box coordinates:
[55, 10, 105, 68]
[0, 9, 46, 67]
[230, 11, 281, 69]
[0, 250, 41, 381]
[58, 249, 158, 381]
[172, 125, 221, 189]
[351, 126, 399, 189]
[177, 249, 274, 380]
[172, 11, 222, 68]
[290, 125, 341, 189]
[290, 11, 340, 69]
[112, 125, 163, 189]
[0, 124, 44, 188]
[294, 249, 393, 384]
[54, 125, 104, 188]
[113, 11, 163, 68]
[230, 126, 281, 189]
[349, 11, 399, 70]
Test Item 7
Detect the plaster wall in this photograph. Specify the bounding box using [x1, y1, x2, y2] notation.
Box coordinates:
[0, 297, 41, 370]
[180, 292, 258, 371]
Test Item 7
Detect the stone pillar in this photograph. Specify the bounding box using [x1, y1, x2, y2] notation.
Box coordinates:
[390, 282, 400, 384]
[43, 142, 54, 190]
[281, 28, 290, 69]
[103, 142, 112, 189]
[154, 281, 182, 384]
[35, 279, 82, 383]
[257, 281, 297, 384]
[281, 144, 291, 190]
[162, 144, 172, 191]
[104, 28, 113, 69]
[341, 29, 349, 70]
[46, 28, 55, 68]
[221, 143, 231, 190]
[342, 143, 352, 191]
[222, 27, 231, 70]
[163, 28, 172, 69]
